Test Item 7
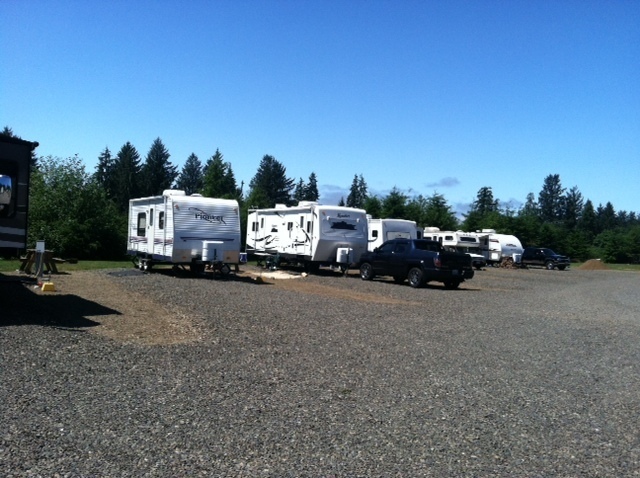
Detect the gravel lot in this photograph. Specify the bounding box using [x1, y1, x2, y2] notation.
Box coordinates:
[2, 266, 640, 477]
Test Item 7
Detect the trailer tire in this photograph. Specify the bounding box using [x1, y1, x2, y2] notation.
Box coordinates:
[359, 262, 374, 281]
[190, 262, 205, 275]
[407, 267, 424, 288]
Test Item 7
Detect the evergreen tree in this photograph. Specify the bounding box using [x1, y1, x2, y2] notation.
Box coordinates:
[563, 185, 584, 230]
[346, 174, 367, 209]
[538, 174, 565, 222]
[422, 193, 458, 231]
[112, 142, 142, 212]
[471, 186, 499, 215]
[596, 202, 617, 231]
[202, 149, 238, 199]
[140, 138, 177, 197]
[175, 153, 203, 195]
[293, 178, 306, 203]
[578, 199, 598, 238]
[381, 187, 408, 219]
[94, 147, 115, 197]
[248, 154, 294, 207]
[305, 172, 319, 201]
[520, 192, 538, 217]
[362, 196, 382, 218]
[338, 197, 346, 207]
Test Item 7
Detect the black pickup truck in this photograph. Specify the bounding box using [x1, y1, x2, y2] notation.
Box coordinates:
[358, 239, 474, 288]
[519, 247, 570, 270]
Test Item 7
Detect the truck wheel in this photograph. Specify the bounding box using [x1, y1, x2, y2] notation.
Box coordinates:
[545, 261, 555, 270]
[407, 268, 424, 288]
[557, 265, 566, 271]
[359, 262, 374, 281]
[444, 280, 461, 290]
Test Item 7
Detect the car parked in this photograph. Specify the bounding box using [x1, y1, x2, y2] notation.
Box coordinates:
[520, 247, 570, 270]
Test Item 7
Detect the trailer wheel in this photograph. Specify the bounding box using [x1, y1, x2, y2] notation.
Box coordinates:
[359, 262, 374, 281]
[407, 267, 424, 288]
[190, 262, 205, 275]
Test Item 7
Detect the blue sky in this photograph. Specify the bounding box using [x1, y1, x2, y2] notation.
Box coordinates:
[2, 0, 639, 215]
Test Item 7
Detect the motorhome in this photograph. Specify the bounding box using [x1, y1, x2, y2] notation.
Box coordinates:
[422, 227, 487, 269]
[477, 229, 524, 266]
[127, 190, 241, 274]
[246, 202, 368, 271]
[367, 217, 422, 251]
[0, 136, 38, 252]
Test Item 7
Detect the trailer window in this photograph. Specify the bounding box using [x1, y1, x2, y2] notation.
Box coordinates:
[137, 212, 147, 236]
[251, 221, 258, 232]
[306, 221, 311, 233]
[149, 208, 154, 226]
[0, 164, 17, 218]
[287, 222, 293, 231]
[372, 230, 379, 239]
[260, 218, 264, 228]
[159, 212, 165, 230]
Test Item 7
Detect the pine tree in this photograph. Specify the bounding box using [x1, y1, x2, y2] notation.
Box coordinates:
[111, 142, 142, 212]
[175, 153, 204, 195]
[346, 174, 367, 208]
[305, 172, 319, 201]
[538, 174, 565, 222]
[563, 186, 584, 230]
[94, 147, 115, 197]
[140, 138, 177, 197]
[293, 178, 306, 203]
[381, 187, 408, 219]
[202, 149, 238, 199]
[248, 154, 294, 207]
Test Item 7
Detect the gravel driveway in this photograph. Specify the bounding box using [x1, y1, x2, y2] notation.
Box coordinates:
[2, 266, 639, 477]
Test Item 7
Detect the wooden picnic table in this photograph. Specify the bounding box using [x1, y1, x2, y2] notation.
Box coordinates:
[19, 249, 65, 274]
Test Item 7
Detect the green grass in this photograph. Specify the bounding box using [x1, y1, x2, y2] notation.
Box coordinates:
[0, 258, 133, 273]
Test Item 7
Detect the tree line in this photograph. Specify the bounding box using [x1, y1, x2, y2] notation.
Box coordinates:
[2, 128, 639, 263]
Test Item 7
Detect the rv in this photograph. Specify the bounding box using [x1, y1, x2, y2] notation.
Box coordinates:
[127, 190, 241, 274]
[0, 136, 38, 252]
[477, 229, 524, 266]
[422, 227, 487, 269]
[367, 217, 422, 251]
[246, 202, 368, 271]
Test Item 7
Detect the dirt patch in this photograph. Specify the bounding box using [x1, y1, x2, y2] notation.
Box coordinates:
[37, 271, 201, 346]
[578, 259, 611, 270]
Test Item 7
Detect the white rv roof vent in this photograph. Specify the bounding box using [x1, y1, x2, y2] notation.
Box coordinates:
[275, 204, 288, 209]
[423, 227, 441, 232]
[298, 201, 318, 207]
[163, 189, 186, 197]
[480, 229, 496, 233]
[190, 193, 203, 197]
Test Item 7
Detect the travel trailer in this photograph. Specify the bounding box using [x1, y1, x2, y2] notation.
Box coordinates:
[422, 227, 487, 269]
[367, 217, 422, 251]
[127, 190, 241, 274]
[246, 202, 368, 271]
[0, 136, 38, 251]
[477, 229, 524, 266]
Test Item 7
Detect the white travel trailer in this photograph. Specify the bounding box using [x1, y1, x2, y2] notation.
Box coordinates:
[367, 217, 422, 251]
[127, 190, 241, 274]
[477, 229, 524, 266]
[246, 202, 368, 271]
[422, 227, 487, 269]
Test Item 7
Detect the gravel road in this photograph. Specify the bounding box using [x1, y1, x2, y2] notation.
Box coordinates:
[2, 266, 640, 477]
